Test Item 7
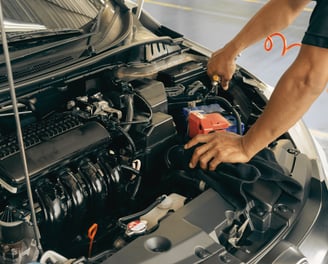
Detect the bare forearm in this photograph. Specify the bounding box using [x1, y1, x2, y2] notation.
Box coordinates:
[225, 0, 310, 57]
[242, 45, 328, 157]
[208, 0, 311, 87]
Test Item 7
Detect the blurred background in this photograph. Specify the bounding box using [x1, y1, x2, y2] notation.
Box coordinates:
[143, 0, 328, 158]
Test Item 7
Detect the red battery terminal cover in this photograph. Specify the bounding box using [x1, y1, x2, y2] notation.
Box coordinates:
[188, 111, 231, 138]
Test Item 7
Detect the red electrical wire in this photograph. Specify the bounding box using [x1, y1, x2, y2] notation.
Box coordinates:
[264, 32, 301, 56]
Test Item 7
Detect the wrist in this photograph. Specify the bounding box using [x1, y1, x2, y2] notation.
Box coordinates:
[223, 41, 243, 60]
[240, 133, 261, 160]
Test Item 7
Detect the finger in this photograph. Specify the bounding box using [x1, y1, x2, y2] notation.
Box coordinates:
[184, 139, 197, 149]
[199, 146, 222, 171]
[212, 74, 221, 84]
[184, 134, 207, 149]
[198, 149, 216, 170]
[189, 143, 210, 168]
[206, 67, 215, 78]
[208, 155, 222, 171]
[221, 78, 229, 90]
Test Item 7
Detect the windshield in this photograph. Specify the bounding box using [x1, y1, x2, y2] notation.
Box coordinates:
[0, 0, 103, 32]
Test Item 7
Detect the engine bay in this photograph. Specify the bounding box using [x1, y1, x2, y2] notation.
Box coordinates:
[0, 43, 309, 263]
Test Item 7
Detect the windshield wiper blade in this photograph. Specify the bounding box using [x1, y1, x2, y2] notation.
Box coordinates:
[2, 28, 83, 44]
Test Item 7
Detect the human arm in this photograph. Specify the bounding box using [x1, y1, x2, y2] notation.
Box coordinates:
[185, 44, 328, 170]
[207, 0, 311, 89]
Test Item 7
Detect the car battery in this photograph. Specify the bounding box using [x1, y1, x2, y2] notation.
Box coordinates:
[157, 61, 206, 86]
[225, 115, 245, 134]
[184, 104, 244, 137]
[188, 111, 231, 138]
[182, 104, 225, 119]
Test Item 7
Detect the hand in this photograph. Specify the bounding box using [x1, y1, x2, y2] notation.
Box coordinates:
[184, 131, 251, 171]
[207, 47, 237, 90]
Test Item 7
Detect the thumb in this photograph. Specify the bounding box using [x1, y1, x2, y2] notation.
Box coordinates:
[221, 79, 229, 90]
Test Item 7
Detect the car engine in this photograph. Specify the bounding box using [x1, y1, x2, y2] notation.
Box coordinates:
[0, 41, 307, 264]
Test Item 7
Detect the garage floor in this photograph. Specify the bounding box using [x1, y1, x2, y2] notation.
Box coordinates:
[143, 0, 328, 158]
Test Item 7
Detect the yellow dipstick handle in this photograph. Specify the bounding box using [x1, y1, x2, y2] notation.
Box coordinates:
[88, 223, 98, 257]
[211, 75, 220, 94]
[212, 74, 220, 82]
[212, 74, 220, 86]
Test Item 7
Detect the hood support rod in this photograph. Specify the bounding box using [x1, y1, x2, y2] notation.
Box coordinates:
[0, 0, 43, 255]
[136, 0, 144, 19]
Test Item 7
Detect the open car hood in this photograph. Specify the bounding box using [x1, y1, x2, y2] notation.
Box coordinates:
[0, 0, 132, 90]
[0, 1, 327, 264]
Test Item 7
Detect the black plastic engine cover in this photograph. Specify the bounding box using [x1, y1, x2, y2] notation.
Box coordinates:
[0, 121, 110, 193]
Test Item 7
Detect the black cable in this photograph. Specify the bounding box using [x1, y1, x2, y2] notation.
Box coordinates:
[121, 94, 134, 132]
[121, 164, 141, 175]
[121, 163, 142, 200]
[204, 96, 243, 135]
[117, 195, 166, 228]
[119, 93, 153, 126]
[130, 175, 142, 200]
[116, 125, 136, 161]
[86, 249, 117, 263]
